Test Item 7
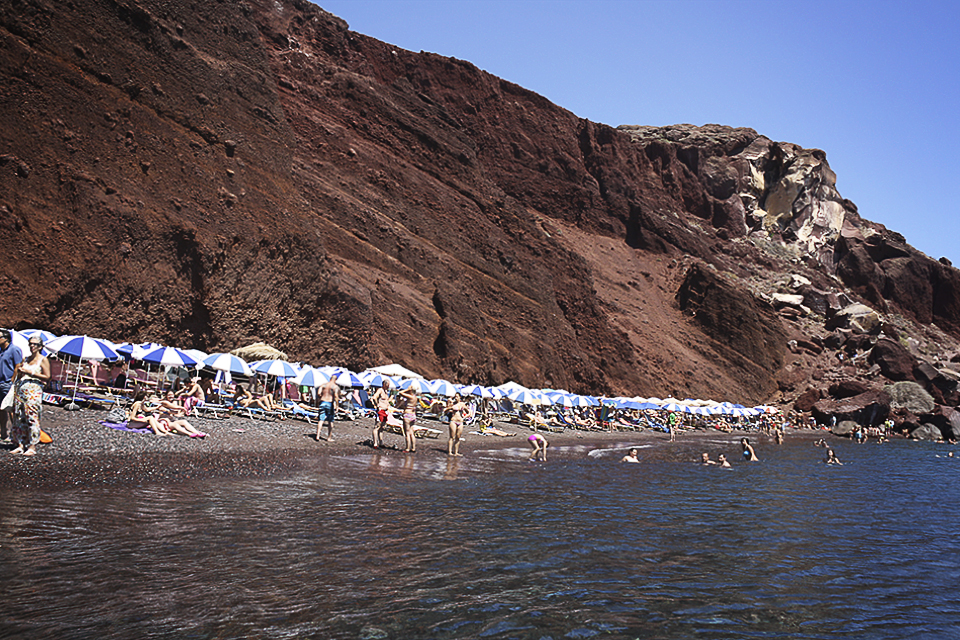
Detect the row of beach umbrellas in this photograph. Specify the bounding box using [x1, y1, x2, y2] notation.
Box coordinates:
[7, 330, 771, 416]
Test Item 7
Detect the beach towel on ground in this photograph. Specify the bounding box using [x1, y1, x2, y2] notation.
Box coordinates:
[99, 420, 152, 434]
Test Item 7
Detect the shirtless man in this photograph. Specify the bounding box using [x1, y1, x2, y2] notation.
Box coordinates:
[369, 381, 391, 448]
[395, 387, 419, 452]
[621, 448, 640, 463]
[700, 452, 717, 465]
[316, 377, 339, 441]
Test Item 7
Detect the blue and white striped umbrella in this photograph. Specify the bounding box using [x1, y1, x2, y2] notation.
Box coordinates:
[507, 389, 542, 406]
[660, 402, 688, 413]
[19, 329, 58, 343]
[139, 346, 199, 368]
[429, 380, 459, 396]
[335, 370, 366, 388]
[45, 335, 120, 361]
[399, 378, 432, 393]
[360, 371, 395, 389]
[460, 384, 495, 398]
[10, 330, 51, 357]
[294, 366, 331, 388]
[251, 359, 300, 378]
[545, 392, 577, 408]
[202, 353, 253, 376]
[182, 349, 208, 364]
[131, 342, 164, 360]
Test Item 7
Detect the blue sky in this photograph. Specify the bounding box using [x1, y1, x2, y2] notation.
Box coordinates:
[316, 1, 960, 264]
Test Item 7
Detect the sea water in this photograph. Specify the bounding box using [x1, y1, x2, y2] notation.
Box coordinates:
[0, 437, 958, 639]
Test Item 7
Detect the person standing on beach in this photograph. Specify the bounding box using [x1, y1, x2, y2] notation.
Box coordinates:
[369, 381, 391, 448]
[395, 386, 419, 452]
[11, 335, 50, 457]
[316, 377, 339, 441]
[668, 411, 677, 442]
[0, 330, 23, 444]
[446, 394, 467, 457]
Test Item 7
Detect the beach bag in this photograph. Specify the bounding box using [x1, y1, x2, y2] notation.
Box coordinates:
[0, 385, 13, 410]
[105, 406, 127, 423]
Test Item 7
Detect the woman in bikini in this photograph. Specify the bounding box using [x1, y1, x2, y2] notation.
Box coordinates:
[10, 336, 51, 456]
[127, 389, 171, 436]
[741, 437, 758, 461]
[447, 394, 467, 457]
[396, 387, 419, 452]
[156, 391, 207, 438]
[528, 432, 548, 462]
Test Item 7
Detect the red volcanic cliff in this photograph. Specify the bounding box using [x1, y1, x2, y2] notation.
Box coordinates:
[2, 0, 960, 411]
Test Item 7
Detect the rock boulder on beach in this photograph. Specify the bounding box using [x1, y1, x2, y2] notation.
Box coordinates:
[812, 389, 891, 426]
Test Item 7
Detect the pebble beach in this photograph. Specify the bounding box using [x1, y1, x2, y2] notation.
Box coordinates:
[0, 405, 832, 488]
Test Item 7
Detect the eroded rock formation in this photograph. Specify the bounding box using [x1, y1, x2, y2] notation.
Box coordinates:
[2, 0, 960, 409]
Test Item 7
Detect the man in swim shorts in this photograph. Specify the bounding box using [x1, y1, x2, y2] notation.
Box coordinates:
[316, 377, 339, 441]
[369, 381, 391, 448]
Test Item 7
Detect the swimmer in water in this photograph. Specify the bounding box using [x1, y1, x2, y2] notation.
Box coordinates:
[741, 437, 758, 461]
[717, 454, 731, 468]
[528, 432, 548, 462]
[824, 448, 842, 465]
[700, 452, 717, 466]
[621, 448, 640, 463]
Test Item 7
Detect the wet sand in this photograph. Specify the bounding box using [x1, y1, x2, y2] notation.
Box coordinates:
[0, 405, 835, 487]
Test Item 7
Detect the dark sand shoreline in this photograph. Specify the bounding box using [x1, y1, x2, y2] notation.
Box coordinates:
[0, 406, 837, 488]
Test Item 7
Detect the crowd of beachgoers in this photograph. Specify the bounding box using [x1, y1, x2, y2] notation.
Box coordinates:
[0, 328, 805, 461]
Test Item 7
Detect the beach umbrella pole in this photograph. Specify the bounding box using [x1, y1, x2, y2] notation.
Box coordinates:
[65, 357, 82, 411]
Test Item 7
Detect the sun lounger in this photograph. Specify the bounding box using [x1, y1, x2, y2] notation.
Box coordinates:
[383, 413, 441, 439]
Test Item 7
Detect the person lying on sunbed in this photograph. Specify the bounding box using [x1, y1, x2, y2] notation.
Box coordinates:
[525, 409, 560, 429]
[231, 384, 258, 411]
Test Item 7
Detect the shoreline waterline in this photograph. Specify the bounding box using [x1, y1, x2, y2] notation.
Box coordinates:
[0, 404, 864, 488]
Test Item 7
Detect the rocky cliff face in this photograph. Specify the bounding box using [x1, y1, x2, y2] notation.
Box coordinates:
[2, 0, 960, 413]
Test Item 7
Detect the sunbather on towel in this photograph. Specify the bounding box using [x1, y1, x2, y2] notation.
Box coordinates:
[155, 391, 207, 438]
[127, 390, 171, 437]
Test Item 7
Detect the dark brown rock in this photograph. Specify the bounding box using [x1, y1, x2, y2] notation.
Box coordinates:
[869, 338, 917, 381]
[811, 389, 891, 426]
[922, 406, 960, 441]
[828, 379, 871, 398]
[793, 387, 822, 412]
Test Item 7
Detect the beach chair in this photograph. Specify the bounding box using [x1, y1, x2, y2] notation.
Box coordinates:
[281, 400, 319, 423]
[383, 412, 442, 439]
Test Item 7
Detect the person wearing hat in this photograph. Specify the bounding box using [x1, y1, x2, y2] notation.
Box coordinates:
[0, 329, 23, 444]
[11, 335, 50, 456]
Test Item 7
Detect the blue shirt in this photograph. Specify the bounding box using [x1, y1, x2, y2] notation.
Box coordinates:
[0, 343, 23, 385]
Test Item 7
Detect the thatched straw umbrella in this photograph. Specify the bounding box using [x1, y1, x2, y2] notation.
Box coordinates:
[230, 342, 288, 362]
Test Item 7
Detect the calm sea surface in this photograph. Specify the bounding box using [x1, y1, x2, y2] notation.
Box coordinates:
[1, 436, 959, 640]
